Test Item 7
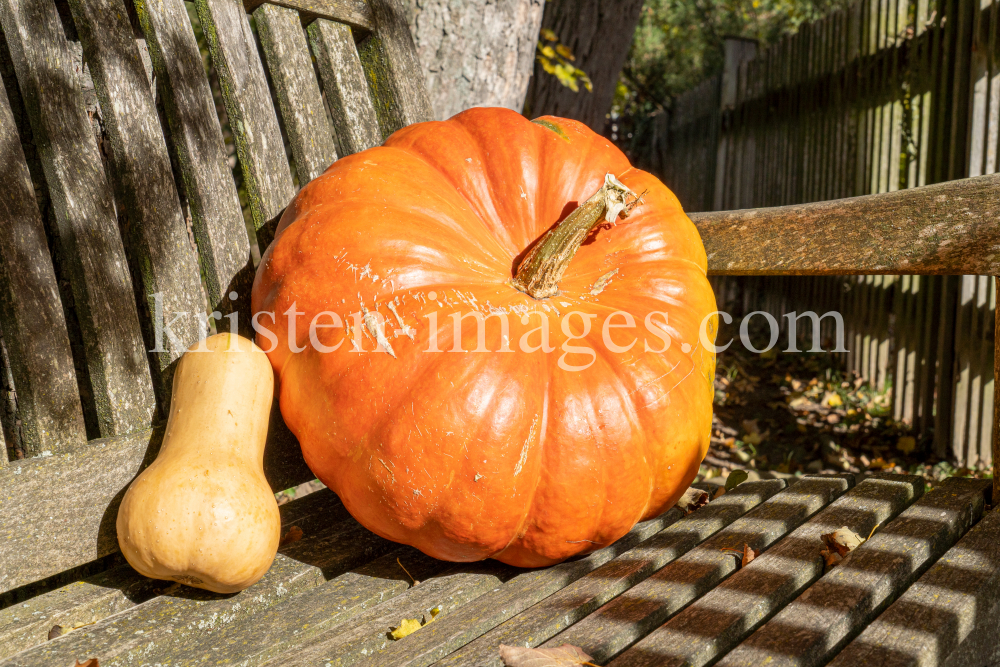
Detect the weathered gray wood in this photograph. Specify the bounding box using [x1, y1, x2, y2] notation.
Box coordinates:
[373, 481, 787, 667]
[0, 565, 157, 660]
[692, 172, 1000, 275]
[3, 489, 402, 666]
[713, 475, 979, 667]
[133, 0, 253, 319]
[0, 63, 86, 457]
[0, 428, 159, 596]
[615, 476, 986, 667]
[0, 0, 156, 437]
[75, 548, 450, 667]
[0, 421, 310, 596]
[243, 0, 373, 29]
[193, 0, 295, 250]
[271, 562, 519, 667]
[829, 506, 1000, 666]
[66, 0, 207, 401]
[308, 18, 382, 156]
[255, 2, 338, 183]
[546, 476, 907, 666]
[436, 477, 850, 667]
[356, 0, 434, 138]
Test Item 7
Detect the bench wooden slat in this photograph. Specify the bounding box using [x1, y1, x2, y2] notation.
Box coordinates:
[0, 422, 308, 597]
[255, 3, 338, 183]
[137, 549, 451, 666]
[438, 476, 850, 667]
[0, 65, 86, 457]
[356, 0, 433, 137]
[713, 477, 990, 667]
[0, 565, 156, 659]
[0, 428, 157, 597]
[243, 0, 373, 30]
[829, 507, 1000, 667]
[269, 562, 519, 667]
[552, 474, 923, 666]
[0, 0, 156, 437]
[692, 172, 1000, 276]
[378, 480, 790, 667]
[308, 18, 382, 156]
[66, 0, 207, 400]
[615, 476, 988, 667]
[193, 0, 295, 251]
[134, 0, 253, 317]
[3, 488, 404, 665]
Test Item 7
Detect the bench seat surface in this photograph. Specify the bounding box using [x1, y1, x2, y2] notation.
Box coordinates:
[1, 473, 997, 667]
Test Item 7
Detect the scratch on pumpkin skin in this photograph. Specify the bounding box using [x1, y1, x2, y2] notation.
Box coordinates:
[387, 302, 415, 340]
[590, 269, 619, 296]
[378, 458, 396, 483]
[514, 417, 538, 477]
[360, 301, 396, 358]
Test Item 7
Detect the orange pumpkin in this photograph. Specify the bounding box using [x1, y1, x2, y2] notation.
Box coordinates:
[252, 107, 716, 567]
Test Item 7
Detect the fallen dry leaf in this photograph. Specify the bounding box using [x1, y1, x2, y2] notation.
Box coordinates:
[499, 643, 599, 667]
[278, 525, 303, 547]
[390, 618, 422, 640]
[721, 543, 759, 569]
[822, 526, 866, 556]
[390, 606, 440, 640]
[677, 487, 709, 514]
[72, 661, 99, 667]
[820, 526, 868, 569]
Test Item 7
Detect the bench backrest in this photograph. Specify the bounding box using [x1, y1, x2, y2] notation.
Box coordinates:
[0, 0, 430, 596]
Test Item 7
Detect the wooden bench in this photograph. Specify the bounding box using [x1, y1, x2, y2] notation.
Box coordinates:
[1, 0, 1000, 662]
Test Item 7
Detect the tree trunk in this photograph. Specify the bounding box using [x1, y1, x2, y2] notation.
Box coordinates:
[403, 0, 545, 120]
[522, 0, 645, 132]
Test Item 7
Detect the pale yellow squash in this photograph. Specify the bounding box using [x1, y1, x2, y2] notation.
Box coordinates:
[117, 333, 280, 593]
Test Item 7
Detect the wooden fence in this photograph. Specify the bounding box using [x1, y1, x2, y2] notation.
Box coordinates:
[647, 0, 1000, 467]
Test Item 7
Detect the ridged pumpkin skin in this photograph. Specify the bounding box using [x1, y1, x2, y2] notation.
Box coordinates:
[252, 108, 716, 567]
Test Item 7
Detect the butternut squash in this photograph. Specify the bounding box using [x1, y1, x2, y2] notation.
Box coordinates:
[116, 333, 280, 593]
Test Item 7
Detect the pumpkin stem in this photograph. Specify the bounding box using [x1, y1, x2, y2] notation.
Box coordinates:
[512, 173, 640, 299]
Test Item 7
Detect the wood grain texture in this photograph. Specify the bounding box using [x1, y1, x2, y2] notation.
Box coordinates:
[373, 480, 789, 667]
[0, 428, 160, 596]
[264, 562, 516, 667]
[357, 0, 434, 138]
[433, 479, 826, 667]
[831, 505, 1000, 667]
[3, 488, 401, 666]
[0, 565, 157, 660]
[0, 419, 309, 597]
[243, 0, 373, 29]
[111, 549, 451, 667]
[0, 64, 86, 456]
[692, 172, 1000, 276]
[134, 0, 253, 318]
[255, 2, 338, 183]
[713, 477, 985, 667]
[66, 0, 207, 402]
[617, 476, 983, 667]
[0, 0, 156, 437]
[193, 0, 295, 251]
[308, 18, 382, 156]
[551, 476, 895, 666]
